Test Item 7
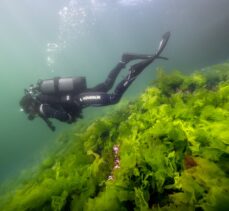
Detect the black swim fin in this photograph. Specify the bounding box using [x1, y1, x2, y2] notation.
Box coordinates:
[122, 31, 171, 63]
[122, 53, 152, 63]
[155, 31, 171, 57]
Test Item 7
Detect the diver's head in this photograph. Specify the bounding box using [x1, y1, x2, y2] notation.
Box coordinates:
[20, 91, 39, 120]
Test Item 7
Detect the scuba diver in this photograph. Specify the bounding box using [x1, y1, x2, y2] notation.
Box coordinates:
[20, 32, 171, 131]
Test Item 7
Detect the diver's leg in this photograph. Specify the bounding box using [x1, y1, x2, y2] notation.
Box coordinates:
[77, 57, 157, 106]
[85, 32, 171, 103]
[110, 56, 158, 103]
[88, 53, 155, 93]
[89, 61, 126, 92]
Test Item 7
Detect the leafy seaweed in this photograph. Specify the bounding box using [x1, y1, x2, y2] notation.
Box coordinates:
[0, 62, 229, 210]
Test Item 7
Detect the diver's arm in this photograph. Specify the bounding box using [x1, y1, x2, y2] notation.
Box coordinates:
[38, 115, 56, 131]
[39, 104, 73, 123]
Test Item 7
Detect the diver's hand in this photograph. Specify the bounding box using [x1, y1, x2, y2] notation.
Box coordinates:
[66, 113, 74, 124]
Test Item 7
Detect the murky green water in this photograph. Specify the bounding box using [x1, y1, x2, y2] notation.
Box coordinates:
[0, 0, 229, 187]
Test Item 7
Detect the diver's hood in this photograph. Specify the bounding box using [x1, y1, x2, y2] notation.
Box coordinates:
[20, 94, 37, 114]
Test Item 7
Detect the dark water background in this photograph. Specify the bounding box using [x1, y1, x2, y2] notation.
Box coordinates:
[0, 0, 229, 184]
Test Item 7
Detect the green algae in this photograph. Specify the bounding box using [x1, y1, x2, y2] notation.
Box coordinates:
[0, 62, 229, 211]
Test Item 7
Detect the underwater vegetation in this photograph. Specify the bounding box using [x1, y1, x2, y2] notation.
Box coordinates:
[0, 62, 229, 211]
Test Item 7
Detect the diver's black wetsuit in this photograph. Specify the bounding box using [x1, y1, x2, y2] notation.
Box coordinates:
[20, 32, 170, 130]
[37, 56, 157, 123]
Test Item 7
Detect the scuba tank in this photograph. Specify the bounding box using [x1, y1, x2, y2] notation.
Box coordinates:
[38, 77, 87, 95]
